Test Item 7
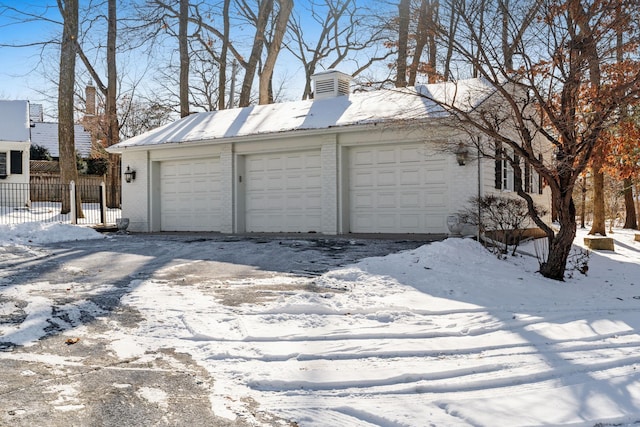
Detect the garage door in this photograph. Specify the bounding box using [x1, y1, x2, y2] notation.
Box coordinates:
[245, 151, 321, 232]
[160, 158, 221, 231]
[349, 144, 447, 233]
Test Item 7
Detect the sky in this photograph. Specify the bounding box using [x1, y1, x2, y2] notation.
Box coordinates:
[0, 2, 60, 105]
[0, 0, 393, 122]
[1, 221, 640, 426]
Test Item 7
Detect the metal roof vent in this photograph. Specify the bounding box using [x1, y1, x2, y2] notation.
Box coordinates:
[312, 70, 352, 100]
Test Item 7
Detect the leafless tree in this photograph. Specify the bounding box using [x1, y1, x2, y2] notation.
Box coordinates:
[420, 0, 640, 280]
[57, 0, 84, 216]
[286, 0, 389, 99]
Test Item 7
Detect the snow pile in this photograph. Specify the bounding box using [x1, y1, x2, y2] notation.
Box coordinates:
[0, 222, 104, 246]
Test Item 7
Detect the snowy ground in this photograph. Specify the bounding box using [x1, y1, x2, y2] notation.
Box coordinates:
[1, 222, 640, 426]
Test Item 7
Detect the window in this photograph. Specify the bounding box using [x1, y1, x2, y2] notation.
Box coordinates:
[524, 160, 542, 195]
[0, 152, 6, 177]
[495, 145, 542, 194]
[10, 150, 23, 174]
[495, 142, 514, 192]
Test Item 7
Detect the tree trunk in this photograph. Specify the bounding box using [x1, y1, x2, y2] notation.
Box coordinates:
[539, 186, 577, 280]
[623, 177, 638, 229]
[218, 0, 231, 110]
[106, 0, 120, 208]
[540, 222, 576, 280]
[408, 0, 429, 86]
[179, 0, 189, 117]
[239, 0, 273, 107]
[589, 165, 607, 235]
[396, 0, 410, 87]
[258, 0, 292, 105]
[58, 0, 83, 217]
[426, 1, 438, 83]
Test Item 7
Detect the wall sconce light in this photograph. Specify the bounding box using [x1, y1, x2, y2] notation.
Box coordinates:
[455, 143, 469, 166]
[124, 166, 136, 183]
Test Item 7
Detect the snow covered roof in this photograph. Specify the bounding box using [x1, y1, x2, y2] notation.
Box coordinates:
[110, 78, 495, 151]
[30, 122, 93, 158]
[0, 100, 30, 142]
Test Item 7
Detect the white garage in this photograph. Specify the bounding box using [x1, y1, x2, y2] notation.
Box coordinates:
[160, 158, 221, 231]
[349, 144, 448, 234]
[110, 73, 542, 235]
[244, 150, 322, 232]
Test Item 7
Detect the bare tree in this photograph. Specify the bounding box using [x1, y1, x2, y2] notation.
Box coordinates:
[179, 0, 189, 117]
[422, 0, 640, 280]
[259, 0, 293, 104]
[395, 0, 410, 87]
[56, 0, 85, 216]
[286, 0, 389, 99]
[218, 0, 231, 110]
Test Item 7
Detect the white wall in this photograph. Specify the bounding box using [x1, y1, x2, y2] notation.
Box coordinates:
[0, 141, 30, 207]
[118, 123, 554, 235]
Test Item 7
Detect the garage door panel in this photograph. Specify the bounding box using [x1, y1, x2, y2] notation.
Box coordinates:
[350, 145, 447, 234]
[377, 192, 397, 208]
[377, 149, 396, 164]
[353, 171, 374, 187]
[245, 150, 322, 232]
[400, 147, 421, 162]
[353, 150, 374, 166]
[401, 169, 420, 185]
[377, 171, 396, 186]
[160, 158, 221, 232]
[399, 192, 421, 208]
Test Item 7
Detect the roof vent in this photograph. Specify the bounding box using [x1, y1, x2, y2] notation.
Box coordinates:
[311, 70, 352, 100]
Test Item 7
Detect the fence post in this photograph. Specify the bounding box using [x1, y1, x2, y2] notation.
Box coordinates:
[100, 181, 107, 226]
[70, 180, 77, 224]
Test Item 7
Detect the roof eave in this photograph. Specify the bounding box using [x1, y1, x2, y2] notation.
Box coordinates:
[107, 117, 443, 154]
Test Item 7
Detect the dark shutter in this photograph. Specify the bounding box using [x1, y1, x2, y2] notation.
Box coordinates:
[524, 161, 531, 193]
[0, 153, 6, 177]
[538, 154, 544, 194]
[10, 150, 23, 174]
[494, 142, 502, 189]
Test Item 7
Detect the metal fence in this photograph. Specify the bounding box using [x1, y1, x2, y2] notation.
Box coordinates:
[0, 181, 121, 226]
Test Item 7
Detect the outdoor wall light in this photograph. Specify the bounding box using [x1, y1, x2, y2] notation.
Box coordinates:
[124, 166, 136, 183]
[455, 142, 469, 166]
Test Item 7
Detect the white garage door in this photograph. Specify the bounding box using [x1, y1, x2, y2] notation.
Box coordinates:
[245, 151, 321, 232]
[350, 144, 448, 233]
[160, 158, 221, 231]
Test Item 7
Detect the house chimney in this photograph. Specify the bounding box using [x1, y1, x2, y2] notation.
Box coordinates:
[86, 84, 96, 116]
[311, 70, 352, 100]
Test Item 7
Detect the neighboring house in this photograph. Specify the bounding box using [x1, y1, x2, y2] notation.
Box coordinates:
[0, 100, 31, 207]
[30, 121, 93, 159]
[108, 71, 551, 234]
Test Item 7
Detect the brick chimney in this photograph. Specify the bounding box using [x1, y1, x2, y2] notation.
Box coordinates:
[85, 84, 96, 116]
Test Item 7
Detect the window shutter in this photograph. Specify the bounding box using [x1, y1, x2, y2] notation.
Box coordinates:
[0, 153, 6, 177]
[494, 143, 502, 189]
[538, 154, 544, 194]
[10, 150, 23, 174]
[524, 161, 531, 193]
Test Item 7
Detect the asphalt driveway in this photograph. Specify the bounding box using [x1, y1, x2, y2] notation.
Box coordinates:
[0, 232, 435, 427]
